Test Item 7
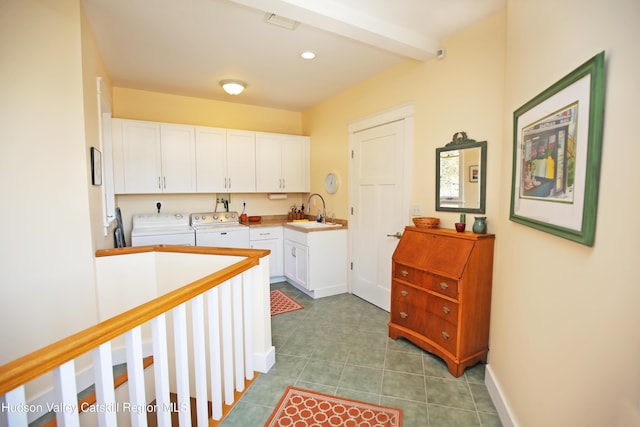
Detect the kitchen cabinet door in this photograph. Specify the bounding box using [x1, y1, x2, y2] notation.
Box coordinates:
[284, 239, 309, 289]
[255, 133, 282, 192]
[160, 124, 196, 193]
[256, 133, 309, 192]
[250, 227, 284, 279]
[282, 135, 309, 193]
[195, 127, 228, 192]
[113, 119, 162, 194]
[226, 130, 256, 192]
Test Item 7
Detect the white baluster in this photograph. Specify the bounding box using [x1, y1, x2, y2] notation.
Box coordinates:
[232, 276, 245, 391]
[125, 326, 147, 427]
[173, 303, 192, 426]
[207, 287, 223, 420]
[151, 314, 171, 427]
[92, 343, 117, 426]
[4, 386, 28, 427]
[191, 294, 209, 426]
[220, 280, 235, 405]
[243, 269, 254, 380]
[53, 360, 79, 427]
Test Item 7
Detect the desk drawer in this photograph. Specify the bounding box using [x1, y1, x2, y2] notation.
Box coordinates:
[425, 274, 459, 300]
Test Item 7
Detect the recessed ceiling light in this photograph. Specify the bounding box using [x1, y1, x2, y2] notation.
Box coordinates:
[301, 51, 316, 60]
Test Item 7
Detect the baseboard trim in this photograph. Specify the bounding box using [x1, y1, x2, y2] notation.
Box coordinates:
[485, 364, 518, 427]
[253, 346, 276, 373]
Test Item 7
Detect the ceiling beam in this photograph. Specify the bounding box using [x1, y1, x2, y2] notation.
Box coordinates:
[228, 0, 439, 60]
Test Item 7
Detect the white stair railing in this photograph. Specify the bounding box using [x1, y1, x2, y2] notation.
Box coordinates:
[0, 246, 271, 427]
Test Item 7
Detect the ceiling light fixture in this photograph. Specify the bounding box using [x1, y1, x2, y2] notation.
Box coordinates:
[220, 80, 246, 95]
[301, 51, 316, 60]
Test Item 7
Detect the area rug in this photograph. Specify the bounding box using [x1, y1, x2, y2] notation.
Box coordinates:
[264, 386, 402, 427]
[270, 289, 304, 316]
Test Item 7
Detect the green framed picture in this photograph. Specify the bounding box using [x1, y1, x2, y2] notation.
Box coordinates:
[510, 51, 605, 246]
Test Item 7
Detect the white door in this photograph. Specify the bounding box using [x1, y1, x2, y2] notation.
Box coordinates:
[351, 119, 409, 311]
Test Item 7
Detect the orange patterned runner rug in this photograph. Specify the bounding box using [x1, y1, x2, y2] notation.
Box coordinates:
[270, 289, 304, 316]
[264, 386, 402, 427]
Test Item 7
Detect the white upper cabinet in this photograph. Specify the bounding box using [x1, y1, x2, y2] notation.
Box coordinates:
[113, 118, 306, 195]
[196, 127, 256, 193]
[256, 132, 309, 192]
[112, 119, 196, 194]
[195, 126, 228, 192]
[160, 124, 196, 193]
[226, 130, 256, 192]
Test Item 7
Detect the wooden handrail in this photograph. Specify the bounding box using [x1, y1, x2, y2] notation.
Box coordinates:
[0, 245, 270, 395]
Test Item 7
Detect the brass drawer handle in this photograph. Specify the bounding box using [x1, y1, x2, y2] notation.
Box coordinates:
[401, 270, 409, 277]
[440, 282, 449, 290]
[443, 306, 451, 315]
[441, 331, 450, 340]
[400, 290, 409, 297]
[400, 312, 409, 319]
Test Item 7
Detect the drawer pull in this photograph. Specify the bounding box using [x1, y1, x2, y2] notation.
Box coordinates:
[440, 282, 449, 290]
[441, 331, 450, 340]
[443, 306, 451, 314]
[401, 270, 409, 277]
[400, 312, 409, 319]
[400, 290, 409, 297]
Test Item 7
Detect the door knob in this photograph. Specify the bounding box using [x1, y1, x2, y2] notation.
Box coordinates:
[386, 232, 402, 239]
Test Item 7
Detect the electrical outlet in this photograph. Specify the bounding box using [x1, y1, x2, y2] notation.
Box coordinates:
[411, 204, 422, 216]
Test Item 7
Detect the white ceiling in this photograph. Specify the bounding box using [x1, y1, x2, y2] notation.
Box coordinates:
[82, 0, 506, 111]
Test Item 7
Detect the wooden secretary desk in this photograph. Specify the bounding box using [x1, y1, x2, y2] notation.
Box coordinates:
[388, 226, 495, 377]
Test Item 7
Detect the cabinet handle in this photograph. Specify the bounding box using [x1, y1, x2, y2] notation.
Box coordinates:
[228, 177, 231, 189]
[163, 176, 166, 189]
[282, 178, 285, 189]
[158, 177, 161, 189]
[291, 247, 296, 257]
[400, 290, 409, 297]
[443, 306, 451, 315]
[440, 282, 449, 290]
[441, 331, 450, 340]
[400, 270, 409, 277]
[400, 312, 408, 319]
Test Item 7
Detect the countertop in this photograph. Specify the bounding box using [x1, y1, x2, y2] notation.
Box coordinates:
[243, 215, 348, 232]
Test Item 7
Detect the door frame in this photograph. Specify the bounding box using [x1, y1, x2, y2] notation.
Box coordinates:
[347, 103, 414, 293]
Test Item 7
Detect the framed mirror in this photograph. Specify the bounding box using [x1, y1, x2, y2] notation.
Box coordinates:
[436, 132, 487, 213]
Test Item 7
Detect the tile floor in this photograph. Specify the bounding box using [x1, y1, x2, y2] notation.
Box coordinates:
[221, 282, 502, 427]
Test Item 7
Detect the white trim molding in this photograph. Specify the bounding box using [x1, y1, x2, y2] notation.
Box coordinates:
[485, 363, 518, 427]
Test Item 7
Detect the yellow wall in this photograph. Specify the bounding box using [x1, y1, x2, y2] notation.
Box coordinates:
[491, 0, 640, 425]
[113, 87, 303, 135]
[302, 12, 506, 226]
[0, 0, 98, 363]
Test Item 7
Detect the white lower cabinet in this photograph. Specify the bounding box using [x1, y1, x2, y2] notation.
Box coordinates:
[250, 226, 284, 280]
[283, 228, 347, 298]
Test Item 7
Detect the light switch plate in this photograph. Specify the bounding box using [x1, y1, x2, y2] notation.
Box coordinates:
[411, 204, 422, 216]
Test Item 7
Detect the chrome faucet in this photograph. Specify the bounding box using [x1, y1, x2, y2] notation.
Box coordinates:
[307, 193, 326, 222]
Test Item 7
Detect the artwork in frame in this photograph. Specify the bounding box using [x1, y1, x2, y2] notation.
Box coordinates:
[91, 147, 102, 186]
[510, 51, 605, 246]
[469, 165, 479, 182]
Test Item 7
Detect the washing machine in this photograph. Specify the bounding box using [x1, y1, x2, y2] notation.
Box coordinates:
[131, 212, 195, 246]
[191, 211, 250, 248]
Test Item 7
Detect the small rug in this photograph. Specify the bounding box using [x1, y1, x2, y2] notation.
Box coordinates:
[265, 386, 402, 427]
[270, 289, 304, 316]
